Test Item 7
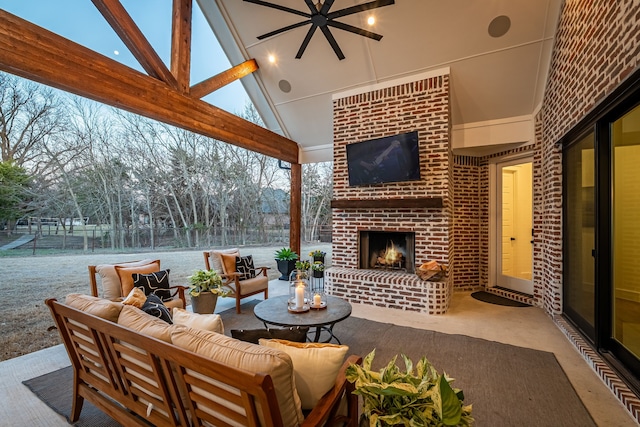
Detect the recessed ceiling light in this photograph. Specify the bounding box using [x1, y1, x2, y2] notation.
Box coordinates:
[488, 15, 511, 38]
[367, 16, 375, 26]
[268, 54, 276, 64]
[114, 50, 120, 55]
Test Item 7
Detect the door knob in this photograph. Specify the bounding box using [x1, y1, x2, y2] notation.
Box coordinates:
[510, 237, 516, 241]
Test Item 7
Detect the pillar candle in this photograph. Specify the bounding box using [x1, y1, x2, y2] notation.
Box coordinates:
[295, 284, 305, 308]
[314, 293, 321, 306]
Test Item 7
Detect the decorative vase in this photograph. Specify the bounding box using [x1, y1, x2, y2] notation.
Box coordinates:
[191, 292, 218, 314]
[276, 259, 297, 280]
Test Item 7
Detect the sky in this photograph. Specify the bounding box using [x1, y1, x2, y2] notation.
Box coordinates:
[1, 0, 251, 114]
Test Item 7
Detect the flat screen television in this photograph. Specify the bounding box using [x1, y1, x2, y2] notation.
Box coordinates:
[346, 131, 421, 186]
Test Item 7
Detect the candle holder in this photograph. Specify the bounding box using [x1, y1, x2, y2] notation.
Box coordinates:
[288, 270, 310, 313]
[310, 291, 327, 310]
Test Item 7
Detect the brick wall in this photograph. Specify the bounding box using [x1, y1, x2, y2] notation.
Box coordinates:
[537, 0, 640, 314]
[330, 74, 453, 314]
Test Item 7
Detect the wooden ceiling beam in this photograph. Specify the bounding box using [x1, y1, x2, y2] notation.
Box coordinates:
[190, 59, 259, 99]
[91, 0, 178, 88]
[171, 0, 192, 94]
[0, 10, 298, 164]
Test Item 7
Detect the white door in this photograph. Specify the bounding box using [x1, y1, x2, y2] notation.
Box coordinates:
[494, 159, 533, 294]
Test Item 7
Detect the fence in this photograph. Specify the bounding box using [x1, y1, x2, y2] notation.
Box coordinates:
[0, 224, 332, 253]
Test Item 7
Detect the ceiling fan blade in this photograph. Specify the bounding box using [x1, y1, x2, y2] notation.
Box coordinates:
[296, 24, 318, 59]
[303, 0, 317, 14]
[243, 0, 310, 18]
[328, 0, 394, 20]
[257, 20, 311, 40]
[320, 26, 345, 60]
[327, 21, 383, 41]
[319, 0, 336, 15]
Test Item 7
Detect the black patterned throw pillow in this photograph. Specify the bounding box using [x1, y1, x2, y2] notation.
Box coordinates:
[133, 269, 171, 302]
[235, 255, 256, 280]
[141, 294, 173, 324]
[231, 327, 309, 344]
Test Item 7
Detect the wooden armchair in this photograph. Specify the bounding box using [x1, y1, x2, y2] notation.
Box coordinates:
[203, 248, 269, 314]
[88, 259, 186, 310]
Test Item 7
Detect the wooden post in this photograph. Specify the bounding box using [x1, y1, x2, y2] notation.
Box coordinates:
[290, 162, 302, 259]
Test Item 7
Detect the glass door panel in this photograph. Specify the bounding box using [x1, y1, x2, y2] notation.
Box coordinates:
[564, 133, 595, 336]
[612, 104, 640, 359]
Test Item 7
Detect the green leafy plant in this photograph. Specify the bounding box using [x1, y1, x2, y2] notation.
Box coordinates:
[187, 269, 229, 297]
[295, 259, 311, 270]
[311, 261, 325, 271]
[346, 349, 474, 427]
[274, 247, 299, 261]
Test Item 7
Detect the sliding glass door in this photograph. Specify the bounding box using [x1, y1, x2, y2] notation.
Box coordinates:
[564, 133, 595, 339]
[564, 97, 640, 384]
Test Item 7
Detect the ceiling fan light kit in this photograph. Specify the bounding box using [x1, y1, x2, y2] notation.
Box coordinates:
[244, 0, 395, 60]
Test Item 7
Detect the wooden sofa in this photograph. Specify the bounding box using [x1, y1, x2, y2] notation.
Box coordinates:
[46, 296, 361, 426]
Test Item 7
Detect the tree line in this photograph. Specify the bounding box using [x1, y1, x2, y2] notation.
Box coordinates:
[0, 72, 332, 250]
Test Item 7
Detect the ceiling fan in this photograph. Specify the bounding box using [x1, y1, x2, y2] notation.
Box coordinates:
[244, 0, 395, 60]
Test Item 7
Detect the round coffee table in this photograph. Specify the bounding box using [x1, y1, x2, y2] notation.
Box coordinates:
[253, 295, 352, 344]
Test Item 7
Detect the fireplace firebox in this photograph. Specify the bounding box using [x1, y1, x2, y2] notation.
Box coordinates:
[359, 231, 415, 273]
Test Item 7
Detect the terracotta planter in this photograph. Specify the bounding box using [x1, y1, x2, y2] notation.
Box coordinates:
[191, 292, 218, 314]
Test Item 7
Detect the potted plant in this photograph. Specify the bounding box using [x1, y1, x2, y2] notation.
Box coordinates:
[311, 261, 325, 278]
[295, 259, 311, 271]
[346, 350, 474, 427]
[309, 249, 326, 264]
[275, 247, 299, 280]
[187, 269, 229, 314]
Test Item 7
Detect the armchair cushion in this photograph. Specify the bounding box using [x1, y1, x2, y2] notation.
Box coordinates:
[115, 262, 161, 296]
[235, 255, 256, 280]
[95, 259, 160, 300]
[133, 269, 172, 302]
[208, 248, 239, 273]
[141, 294, 172, 324]
[170, 325, 304, 426]
[235, 275, 269, 295]
[220, 252, 239, 275]
[260, 339, 349, 410]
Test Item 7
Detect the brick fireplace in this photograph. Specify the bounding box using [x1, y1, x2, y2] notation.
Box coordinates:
[327, 70, 454, 314]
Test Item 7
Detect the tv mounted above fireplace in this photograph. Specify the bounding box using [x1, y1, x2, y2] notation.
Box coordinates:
[346, 131, 420, 186]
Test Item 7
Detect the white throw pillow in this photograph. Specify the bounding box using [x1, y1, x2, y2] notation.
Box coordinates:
[172, 308, 224, 334]
[259, 338, 349, 410]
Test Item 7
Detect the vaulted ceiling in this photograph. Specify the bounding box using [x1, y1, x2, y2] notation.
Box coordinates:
[198, 0, 562, 161]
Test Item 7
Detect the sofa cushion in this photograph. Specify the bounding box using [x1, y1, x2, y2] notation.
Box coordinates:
[65, 293, 123, 322]
[117, 305, 174, 342]
[122, 287, 146, 308]
[231, 327, 309, 344]
[171, 325, 304, 426]
[172, 308, 224, 334]
[133, 269, 172, 302]
[141, 294, 172, 324]
[208, 248, 239, 273]
[235, 255, 256, 280]
[260, 339, 349, 410]
[95, 259, 160, 300]
[115, 262, 161, 296]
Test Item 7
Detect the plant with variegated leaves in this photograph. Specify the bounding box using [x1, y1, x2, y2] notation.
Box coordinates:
[345, 349, 474, 426]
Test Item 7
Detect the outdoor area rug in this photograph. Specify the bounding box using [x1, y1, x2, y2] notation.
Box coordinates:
[23, 301, 595, 426]
[471, 290, 531, 307]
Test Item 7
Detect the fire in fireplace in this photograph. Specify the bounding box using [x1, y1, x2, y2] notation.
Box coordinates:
[359, 231, 415, 273]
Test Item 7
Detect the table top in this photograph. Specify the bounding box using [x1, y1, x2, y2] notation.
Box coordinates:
[254, 295, 352, 328]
